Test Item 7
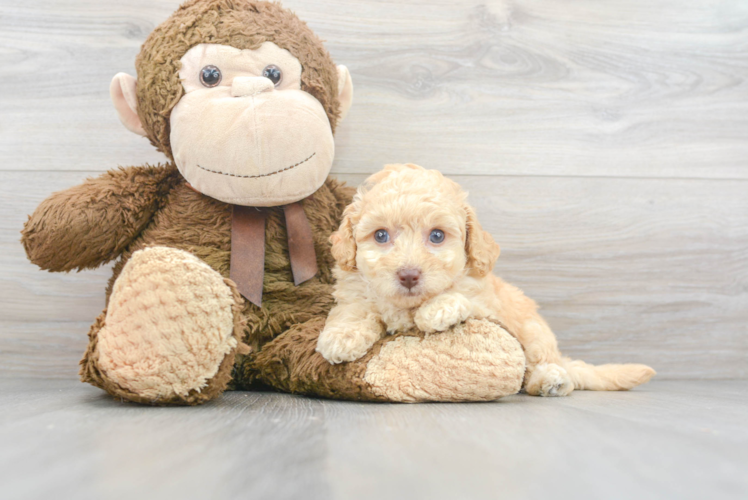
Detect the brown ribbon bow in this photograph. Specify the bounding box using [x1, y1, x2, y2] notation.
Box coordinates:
[229, 202, 318, 307]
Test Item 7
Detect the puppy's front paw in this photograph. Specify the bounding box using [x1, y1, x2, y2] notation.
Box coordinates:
[524, 363, 574, 397]
[316, 324, 380, 364]
[414, 293, 472, 333]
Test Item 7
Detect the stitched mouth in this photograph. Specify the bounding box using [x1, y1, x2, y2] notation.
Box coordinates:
[197, 152, 316, 179]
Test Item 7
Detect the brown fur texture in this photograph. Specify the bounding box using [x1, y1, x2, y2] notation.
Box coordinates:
[24, 166, 354, 404]
[252, 316, 389, 401]
[135, 0, 342, 159]
[21, 165, 180, 272]
[21, 1, 527, 405]
[19, 0, 355, 404]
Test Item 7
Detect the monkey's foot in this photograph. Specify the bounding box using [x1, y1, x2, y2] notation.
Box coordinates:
[524, 363, 575, 397]
[80, 246, 245, 405]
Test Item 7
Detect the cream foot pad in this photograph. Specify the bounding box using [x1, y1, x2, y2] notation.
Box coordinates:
[97, 246, 237, 400]
[364, 319, 526, 402]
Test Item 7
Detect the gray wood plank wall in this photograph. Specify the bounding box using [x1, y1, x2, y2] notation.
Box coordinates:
[1, 0, 746, 379]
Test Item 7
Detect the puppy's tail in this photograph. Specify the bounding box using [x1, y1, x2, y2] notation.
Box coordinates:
[561, 358, 656, 391]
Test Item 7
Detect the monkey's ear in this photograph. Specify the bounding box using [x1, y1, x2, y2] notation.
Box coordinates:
[110, 73, 147, 137]
[336, 65, 353, 121]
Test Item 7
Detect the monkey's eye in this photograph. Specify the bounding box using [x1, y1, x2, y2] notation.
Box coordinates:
[262, 65, 283, 86]
[429, 229, 445, 244]
[200, 65, 222, 87]
[374, 229, 390, 244]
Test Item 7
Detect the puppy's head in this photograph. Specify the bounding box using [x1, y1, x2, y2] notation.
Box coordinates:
[330, 164, 500, 307]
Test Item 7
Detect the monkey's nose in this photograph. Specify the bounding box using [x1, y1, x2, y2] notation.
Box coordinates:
[231, 77, 274, 97]
[397, 268, 421, 290]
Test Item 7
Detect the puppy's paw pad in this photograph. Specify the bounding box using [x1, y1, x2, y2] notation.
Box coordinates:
[525, 363, 574, 397]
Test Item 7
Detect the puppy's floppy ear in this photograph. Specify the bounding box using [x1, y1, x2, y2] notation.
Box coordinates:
[465, 205, 500, 277]
[330, 205, 358, 271]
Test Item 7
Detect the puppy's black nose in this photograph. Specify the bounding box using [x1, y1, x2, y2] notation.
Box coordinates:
[397, 268, 421, 290]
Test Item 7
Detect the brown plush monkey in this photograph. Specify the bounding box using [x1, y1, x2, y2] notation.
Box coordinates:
[21, 0, 525, 405]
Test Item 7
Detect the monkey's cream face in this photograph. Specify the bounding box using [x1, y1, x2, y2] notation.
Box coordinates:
[170, 43, 335, 206]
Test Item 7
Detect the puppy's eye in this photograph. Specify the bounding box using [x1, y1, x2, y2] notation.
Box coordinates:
[200, 65, 222, 87]
[262, 65, 283, 86]
[429, 229, 445, 244]
[374, 229, 390, 244]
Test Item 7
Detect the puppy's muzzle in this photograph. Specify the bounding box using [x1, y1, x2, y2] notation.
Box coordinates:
[397, 267, 421, 290]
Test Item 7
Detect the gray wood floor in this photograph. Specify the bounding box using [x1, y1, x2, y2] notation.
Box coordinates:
[1, 378, 746, 500]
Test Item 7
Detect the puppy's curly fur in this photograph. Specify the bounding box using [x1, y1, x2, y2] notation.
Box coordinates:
[316, 164, 656, 396]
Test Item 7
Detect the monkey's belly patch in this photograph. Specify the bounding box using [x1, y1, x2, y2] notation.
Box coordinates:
[197, 152, 316, 179]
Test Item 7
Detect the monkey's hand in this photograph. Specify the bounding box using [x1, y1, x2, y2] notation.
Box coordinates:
[414, 292, 473, 333]
[21, 164, 179, 272]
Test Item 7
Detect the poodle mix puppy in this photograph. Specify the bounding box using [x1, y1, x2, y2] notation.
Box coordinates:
[316, 164, 655, 397]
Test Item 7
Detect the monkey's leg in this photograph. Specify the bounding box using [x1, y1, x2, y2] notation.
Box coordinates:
[80, 247, 246, 405]
[252, 318, 525, 403]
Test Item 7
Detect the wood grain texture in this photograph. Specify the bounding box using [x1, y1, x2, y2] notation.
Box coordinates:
[1, 379, 747, 500]
[0, 322, 89, 379]
[0, 0, 746, 178]
[0, 172, 111, 323]
[0, 0, 746, 379]
[3, 171, 746, 379]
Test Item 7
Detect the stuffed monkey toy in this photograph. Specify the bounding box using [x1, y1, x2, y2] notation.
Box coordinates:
[21, 0, 525, 405]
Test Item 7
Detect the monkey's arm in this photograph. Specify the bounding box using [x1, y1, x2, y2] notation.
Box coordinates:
[21, 163, 180, 272]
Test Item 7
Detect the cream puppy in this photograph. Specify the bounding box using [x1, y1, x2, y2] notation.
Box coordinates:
[316, 164, 655, 396]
